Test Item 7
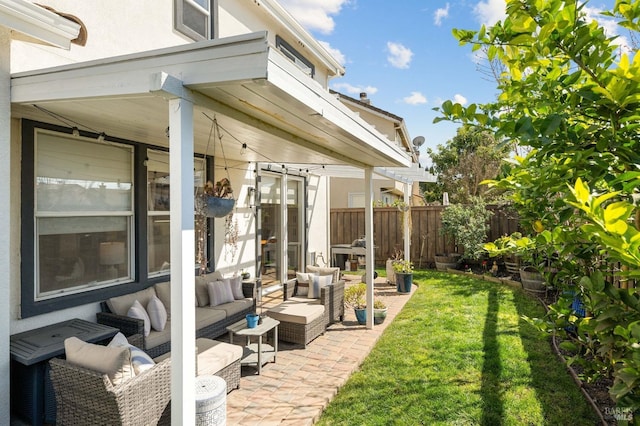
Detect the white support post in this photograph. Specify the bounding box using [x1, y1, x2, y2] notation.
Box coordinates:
[280, 172, 288, 282]
[364, 167, 374, 329]
[169, 96, 196, 426]
[0, 27, 11, 421]
[404, 182, 410, 264]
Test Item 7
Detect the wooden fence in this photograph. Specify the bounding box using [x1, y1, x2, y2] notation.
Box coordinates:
[329, 205, 520, 268]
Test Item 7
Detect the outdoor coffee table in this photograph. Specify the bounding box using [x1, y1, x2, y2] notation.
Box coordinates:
[226, 316, 279, 375]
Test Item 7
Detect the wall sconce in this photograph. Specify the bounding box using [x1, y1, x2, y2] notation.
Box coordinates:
[247, 187, 256, 208]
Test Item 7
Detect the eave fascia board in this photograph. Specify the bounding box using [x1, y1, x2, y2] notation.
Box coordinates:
[259, 0, 345, 76]
[266, 48, 411, 168]
[11, 32, 270, 103]
[0, 0, 80, 49]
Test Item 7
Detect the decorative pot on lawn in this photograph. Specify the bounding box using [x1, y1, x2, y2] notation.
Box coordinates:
[374, 307, 387, 325]
[395, 272, 413, 293]
[434, 254, 460, 271]
[353, 307, 387, 325]
[519, 266, 546, 295]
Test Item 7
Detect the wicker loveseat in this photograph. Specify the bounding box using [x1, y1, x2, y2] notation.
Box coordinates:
[97, 273, 256, 358]
[266, 266, 344, 347]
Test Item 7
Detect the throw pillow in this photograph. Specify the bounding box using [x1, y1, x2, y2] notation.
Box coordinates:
[108, 332, 155, 375]
[295, 272, 312, 296]
[128, 300, 151, 337]
[65, 336, 134, 385]
[147, 295, 168, 331]
[309, 274, 333, 299]
[207, 280, 234, 306]
[227, 276, 245, 300]
[154, 281, 171, 321]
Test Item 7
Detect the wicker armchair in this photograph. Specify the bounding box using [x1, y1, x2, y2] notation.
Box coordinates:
[49, 357, 171, 425]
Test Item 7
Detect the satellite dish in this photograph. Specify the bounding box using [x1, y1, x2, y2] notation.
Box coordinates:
[412, 136, 425, 147]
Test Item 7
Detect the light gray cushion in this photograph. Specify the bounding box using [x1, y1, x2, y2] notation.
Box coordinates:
[309, 274, 332, 299]
[306, 265, 340, 283]
[195, 271, 223, 307]
[207, 280, 234, 306]
[209, 298, 253, 317]
[295, 272, 313, 296]
[195, 308, 226, 330]
[145, 324, 172, 350]
[153, 281, 171, 320]
[128, 300, 151, 337]
[147, 295, 168, 331]
[64, 336, 134, 385]
[108, 332, 155, 375]
[107, 286, 157, 316]
[226, 276, 244, 300]
[267, 301, 324, 325]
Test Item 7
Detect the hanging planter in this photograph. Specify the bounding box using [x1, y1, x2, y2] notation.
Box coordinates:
[202, 195, 235, 218]
[198, 177, 235, 218]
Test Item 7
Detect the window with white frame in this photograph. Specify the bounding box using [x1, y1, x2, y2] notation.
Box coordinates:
[175, 0, 211, 40]
[35, 130, 134, 299]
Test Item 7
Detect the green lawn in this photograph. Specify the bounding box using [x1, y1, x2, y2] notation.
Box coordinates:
[317, 270, 599, 425]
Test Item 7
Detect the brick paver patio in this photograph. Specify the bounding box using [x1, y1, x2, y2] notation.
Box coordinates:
[225, 275, 415, 425]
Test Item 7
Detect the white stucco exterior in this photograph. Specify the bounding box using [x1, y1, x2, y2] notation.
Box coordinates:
[5, 1, 409, 423]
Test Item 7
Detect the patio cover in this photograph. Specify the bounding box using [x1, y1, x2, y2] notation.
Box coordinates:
[10, 31, 413, 424]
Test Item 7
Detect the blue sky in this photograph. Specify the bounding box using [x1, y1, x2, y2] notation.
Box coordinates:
[279, 0, 622, 165]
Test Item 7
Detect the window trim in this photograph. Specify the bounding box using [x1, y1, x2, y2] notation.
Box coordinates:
[20, 120, 211, 318]
[275, 35, 315, 77]
[175, 0, 211, 41]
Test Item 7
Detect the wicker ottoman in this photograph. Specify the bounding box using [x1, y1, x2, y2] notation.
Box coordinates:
[154, 338, 242, 392]
[266, 301, 326, 347]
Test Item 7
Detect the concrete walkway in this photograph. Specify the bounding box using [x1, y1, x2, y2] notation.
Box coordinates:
[225, 275, 416, 425]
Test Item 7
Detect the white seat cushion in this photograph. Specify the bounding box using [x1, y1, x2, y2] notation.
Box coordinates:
[267, 301, 324, 325]
[196, 338, 243, 376]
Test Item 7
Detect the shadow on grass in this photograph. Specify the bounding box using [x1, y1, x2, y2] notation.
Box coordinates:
[424, 271, 597, 425]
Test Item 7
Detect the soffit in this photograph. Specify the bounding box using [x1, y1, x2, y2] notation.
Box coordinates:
[10, 31, 410, 168]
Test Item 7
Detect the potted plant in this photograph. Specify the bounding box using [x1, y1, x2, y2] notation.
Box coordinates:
[483, 231, 552, 294]
[344, 283, 387, 325]
[392, 258, 413, 293]
[199, 178, 235, 218]
[373, 298, 387, 325]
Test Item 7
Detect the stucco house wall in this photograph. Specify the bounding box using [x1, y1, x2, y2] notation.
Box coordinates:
[8, 0, 334, 334]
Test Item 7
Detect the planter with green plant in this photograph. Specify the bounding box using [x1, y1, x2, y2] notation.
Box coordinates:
[437, 197, 493, 271]
[344, 283, 387, 325]
[392, 258, 413, 293]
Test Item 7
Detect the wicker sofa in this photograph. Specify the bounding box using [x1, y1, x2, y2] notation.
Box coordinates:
[266, 266, 344, 347]
[97, 273, 256, 358]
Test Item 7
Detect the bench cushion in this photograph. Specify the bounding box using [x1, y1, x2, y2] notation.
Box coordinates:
[145, 322, 172, 350]
[196, 338, 243, 376]
[209, 298, 254, 318]
[196, 307, 227, 330]
[267, 301, 325, 325]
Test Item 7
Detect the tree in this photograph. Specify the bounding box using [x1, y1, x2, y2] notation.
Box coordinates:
[435, 0, 640, 411]
[425, 125, 510, 204]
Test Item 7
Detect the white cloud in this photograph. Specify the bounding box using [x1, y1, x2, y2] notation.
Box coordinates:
[403, 92, 428, 105]
[332, 82, 379, 96]
[583, 5, 632, 54]
[434, 3, 450, 26]
[318, 40, 346, 66]
[474, 0, 506, 26]
[386, 42, 413, 69]
[278, 0, 351, 35]
[453, 94, 468, 105]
